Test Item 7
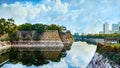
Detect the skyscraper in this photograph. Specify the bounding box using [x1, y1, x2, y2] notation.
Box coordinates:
[103, 22, 109, 34]
[112, 24, 119, 32]
[112, 22, 120, 33]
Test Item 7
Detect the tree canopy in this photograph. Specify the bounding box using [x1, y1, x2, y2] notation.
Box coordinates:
[18, 23, 62, 33]
[47, 24, 62, 32]
[32, 24, 45, 33]
[18, 23, 32, 30]
[0, 18, 17, 36]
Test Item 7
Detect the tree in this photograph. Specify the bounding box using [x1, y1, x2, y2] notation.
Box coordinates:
[0, 18, 17, 36]
[47, 24, 62, 32]
[24, 36, 31, 41]
[66, 30, 71, 34]
[32, 23, 45, 33]
[18, 23, 32, 31]
[15, 36, 20, 41]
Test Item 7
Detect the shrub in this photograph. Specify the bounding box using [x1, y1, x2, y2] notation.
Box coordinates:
[8, 37, 14, 42]
[24, 37, 31, 41]
[15, 36, 19, 41]
[0, 39, 4, 42]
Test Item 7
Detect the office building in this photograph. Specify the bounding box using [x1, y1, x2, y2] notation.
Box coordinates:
[112, 22, 120, 33]
[103, 22, 109, 34]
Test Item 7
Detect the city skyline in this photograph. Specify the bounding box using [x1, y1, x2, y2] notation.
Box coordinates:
[100, 22, 120, 34]
[0, 0, 120, 34]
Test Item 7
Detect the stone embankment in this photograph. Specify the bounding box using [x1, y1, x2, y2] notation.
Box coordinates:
[87, 42, 120, 68]
[60, 32, 74, 50]
[11, 41, 64, 51]
[0, 30, 73, 54]
[87, 53, 119, 68]
[0, 42, 11, 55]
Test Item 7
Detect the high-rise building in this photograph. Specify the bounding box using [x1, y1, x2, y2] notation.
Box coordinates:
[112, 22, 120, 33]
[99, 31, 104, 34]
[103, 22, 109, 34]
[99, 22, 120, 34]
[112, 24, 119, 32]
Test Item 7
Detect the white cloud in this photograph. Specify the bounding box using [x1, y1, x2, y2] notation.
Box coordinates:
[0, 0, 120, 34]
[0, 2, 40, 24]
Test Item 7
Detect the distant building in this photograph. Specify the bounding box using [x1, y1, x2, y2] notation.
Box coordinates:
[112, 22, 120, 33]
[74, 33, 79, 36]
[99, 22, 120, 34]
[103, 22, 109, 34]
[99, 31, 104, 34]
[61, 25, 67, 32]
[112, 24, 119, 32]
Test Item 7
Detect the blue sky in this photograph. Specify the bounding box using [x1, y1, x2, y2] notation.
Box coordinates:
[0, 0, 120, 34]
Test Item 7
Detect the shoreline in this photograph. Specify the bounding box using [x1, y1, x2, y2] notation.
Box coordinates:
[87, 42, 120, 68]
[0, 40, 73, 54]
[87, 52, 119, 68]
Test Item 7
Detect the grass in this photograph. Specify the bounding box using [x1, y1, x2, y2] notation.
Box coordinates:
[97, 43, 120, 65]
[107, 43, 120, 50]
[110, 44, 120, 48]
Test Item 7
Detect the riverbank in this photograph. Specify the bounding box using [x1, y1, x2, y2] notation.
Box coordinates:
[0, 42, 11, 55]
[11, 41, 64, 51]
[87, 53, 119, 68]
[0, 30, 73, 55]
[87, 42, 120, 68]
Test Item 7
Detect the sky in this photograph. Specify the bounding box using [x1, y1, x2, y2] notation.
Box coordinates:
[0, 0, 120, 34]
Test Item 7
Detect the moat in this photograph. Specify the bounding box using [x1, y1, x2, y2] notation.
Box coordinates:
[0, 42, 96, 68]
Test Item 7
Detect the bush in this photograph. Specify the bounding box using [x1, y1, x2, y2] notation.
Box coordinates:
[0, 39, 4, 42]
[15, 36, 19, 41]
[8, 37, 14, 42]
[24, 37, 31, 41]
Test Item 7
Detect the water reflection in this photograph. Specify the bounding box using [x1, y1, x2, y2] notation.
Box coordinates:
[0, 53, 9, 66]
[0, 42, 97, 68]
[9, 51, 62, 66]
[0, 49, 66, 67]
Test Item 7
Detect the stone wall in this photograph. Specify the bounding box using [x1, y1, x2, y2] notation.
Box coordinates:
[13, 30, 61, 41]
[40, 30, 61, 40]
[87, 53, 119, 68]
[0, 30, 73, 54]
[0, 42, 11, 55]
[0, 34, 8, 41]
[11, 41, 64, 51]
[60, 32, 74, 50]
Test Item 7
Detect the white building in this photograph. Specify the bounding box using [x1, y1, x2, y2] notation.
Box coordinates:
[103, 22, 109, 34]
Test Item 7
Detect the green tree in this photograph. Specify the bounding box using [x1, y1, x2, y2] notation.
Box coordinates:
[24, 36, 31, 41]
[0, 18, 17, 36]
[66, 30, 71, 34]
[18, 23, 32, 31]
[47, 24, 62, 32]
[32, 23, 45, 33]
[15, 36, 20, 41]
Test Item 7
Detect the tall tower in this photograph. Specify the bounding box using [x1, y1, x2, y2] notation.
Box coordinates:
[103, 22, 109, 34]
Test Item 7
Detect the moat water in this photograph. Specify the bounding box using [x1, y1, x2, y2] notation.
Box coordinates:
[0, 42, 97, 68]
